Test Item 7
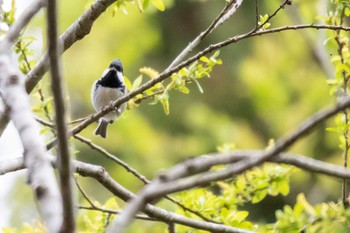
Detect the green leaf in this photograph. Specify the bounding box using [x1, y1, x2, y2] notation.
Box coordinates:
[194, 79, 204, 93]
[235, 211, 249, 222]
[277, 179, 290, 196]
[200, 56, 210, 63]
[124, 76, 133, 91]
[150, 0, 165, 11]
[252, 189, 267, 203]
[142, 0, 150, 10]
[132, 75, 143, 90]
[160, 92, 170, 114]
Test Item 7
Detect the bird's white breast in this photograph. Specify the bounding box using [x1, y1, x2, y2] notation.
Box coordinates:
[91, 82, 127, 122]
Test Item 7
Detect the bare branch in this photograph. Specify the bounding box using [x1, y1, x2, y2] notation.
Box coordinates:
[73, 134, 149, 183]
[78, 206, 156, 222]
[0, 0, 120, 136]
[74, 161, 254, 233]
[0, 57, 62, 232]
[24, 0, 120, 93]
[46, 0, 75, 231]
[3, 148, 350, 231]
[0, 0, 45, 135]
[73, 134, 219, 223]
[0, 156, 254, 233]
[43, 24, 350, 151]
[109, 97, 350, 232]
[166, 0, 244, 70]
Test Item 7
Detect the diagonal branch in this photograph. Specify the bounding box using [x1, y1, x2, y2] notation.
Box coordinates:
[3, 149, 350, 231]
[46, 0, 75, 231]
[0, 157, 253, 233]
[73, 134, 217, 223]
[0, 56, 63, 232]
[108, 97, 350, 232]
[166, 0, 244, 70]
[42, 23, 350, 151]
[0, 0, 46, 136]
[24, 0, 121, 93]
[0, 0, 121, 136]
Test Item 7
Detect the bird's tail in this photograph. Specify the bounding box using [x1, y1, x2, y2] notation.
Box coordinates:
[94, 120, 109, 138]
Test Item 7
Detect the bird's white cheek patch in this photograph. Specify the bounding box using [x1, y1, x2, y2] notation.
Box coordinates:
[101, 68, 110, 78]
[117, 71, 124, 83]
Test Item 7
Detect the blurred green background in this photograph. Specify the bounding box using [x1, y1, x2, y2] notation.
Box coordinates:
[6, 0, 346, 231]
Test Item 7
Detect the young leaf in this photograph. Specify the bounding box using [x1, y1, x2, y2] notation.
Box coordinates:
[151, 0, 165, 11]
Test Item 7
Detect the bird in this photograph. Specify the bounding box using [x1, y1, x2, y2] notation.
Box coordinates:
[91, 59, 128, 138]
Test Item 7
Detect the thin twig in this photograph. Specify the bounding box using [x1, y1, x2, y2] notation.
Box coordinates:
[24, 0, 121, 93]
[255, 0, 259, 28]
[45, 23, 350, 152]
[3, 150, 350, 183]
[168, 223, 175, 233]
[166, 0, 243, 71]
[334, 7, 350, 207]
[73, 134, 149, 183]
[74, 176, 96, 207]
[73, 134, 217, 223]
[46, 0, 75, 231]
[0, 1, 63, 231]
[0, 0, 122, 136]
[78, 206, 156, 222]
[108, 97, 350, 232]
[3, 151, 350, 231]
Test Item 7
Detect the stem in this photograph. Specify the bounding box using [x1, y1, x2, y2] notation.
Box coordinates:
[46, 0, 75, 230]
[335, 7, 349, 207]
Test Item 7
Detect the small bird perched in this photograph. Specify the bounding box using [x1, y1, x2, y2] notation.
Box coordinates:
[91, 59, 128, 138]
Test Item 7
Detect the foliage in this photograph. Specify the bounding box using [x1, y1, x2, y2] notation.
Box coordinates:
[125, 51, 222, 114]
[262, 194, 350, 233]
[175, 163, 293, 232]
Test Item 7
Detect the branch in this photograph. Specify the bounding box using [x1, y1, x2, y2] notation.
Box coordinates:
[78, 206, 156, 222]
[24, 0, 120, 93]
[46, 0, 75, 231]
[42, 23, 350, 152]
[0, 58, 62, 232]
[165, 0, 244, 70]
[0, 0, 120, 136]
[75, 161, 254, 233]
[109, 97, 350, 232]
[0, 157, 252, 233]
[0, 0, 45, 136]
[73, 134, 218, 223]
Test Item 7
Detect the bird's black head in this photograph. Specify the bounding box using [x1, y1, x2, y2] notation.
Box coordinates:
[97, 59, 125, 89]
[109, 59, 123, 73]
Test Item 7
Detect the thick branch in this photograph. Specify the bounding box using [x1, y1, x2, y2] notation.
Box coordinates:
[73, 134, 216, 223]
[0, 57, 63, 232]
[43, 24, 350, 151]
[109, 97, 350, 232]
[0, 0, 45, 136]
[46, 0, 75, 231]
[24, 0, 120, 93]
[0, 157, 252, 233]
[0, 0, 120, 136]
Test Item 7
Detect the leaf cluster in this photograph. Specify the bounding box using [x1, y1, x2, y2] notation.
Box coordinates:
[262, 194, 350, 233]
[125, 51, 222, 115]
[174, 163, 294, 232]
